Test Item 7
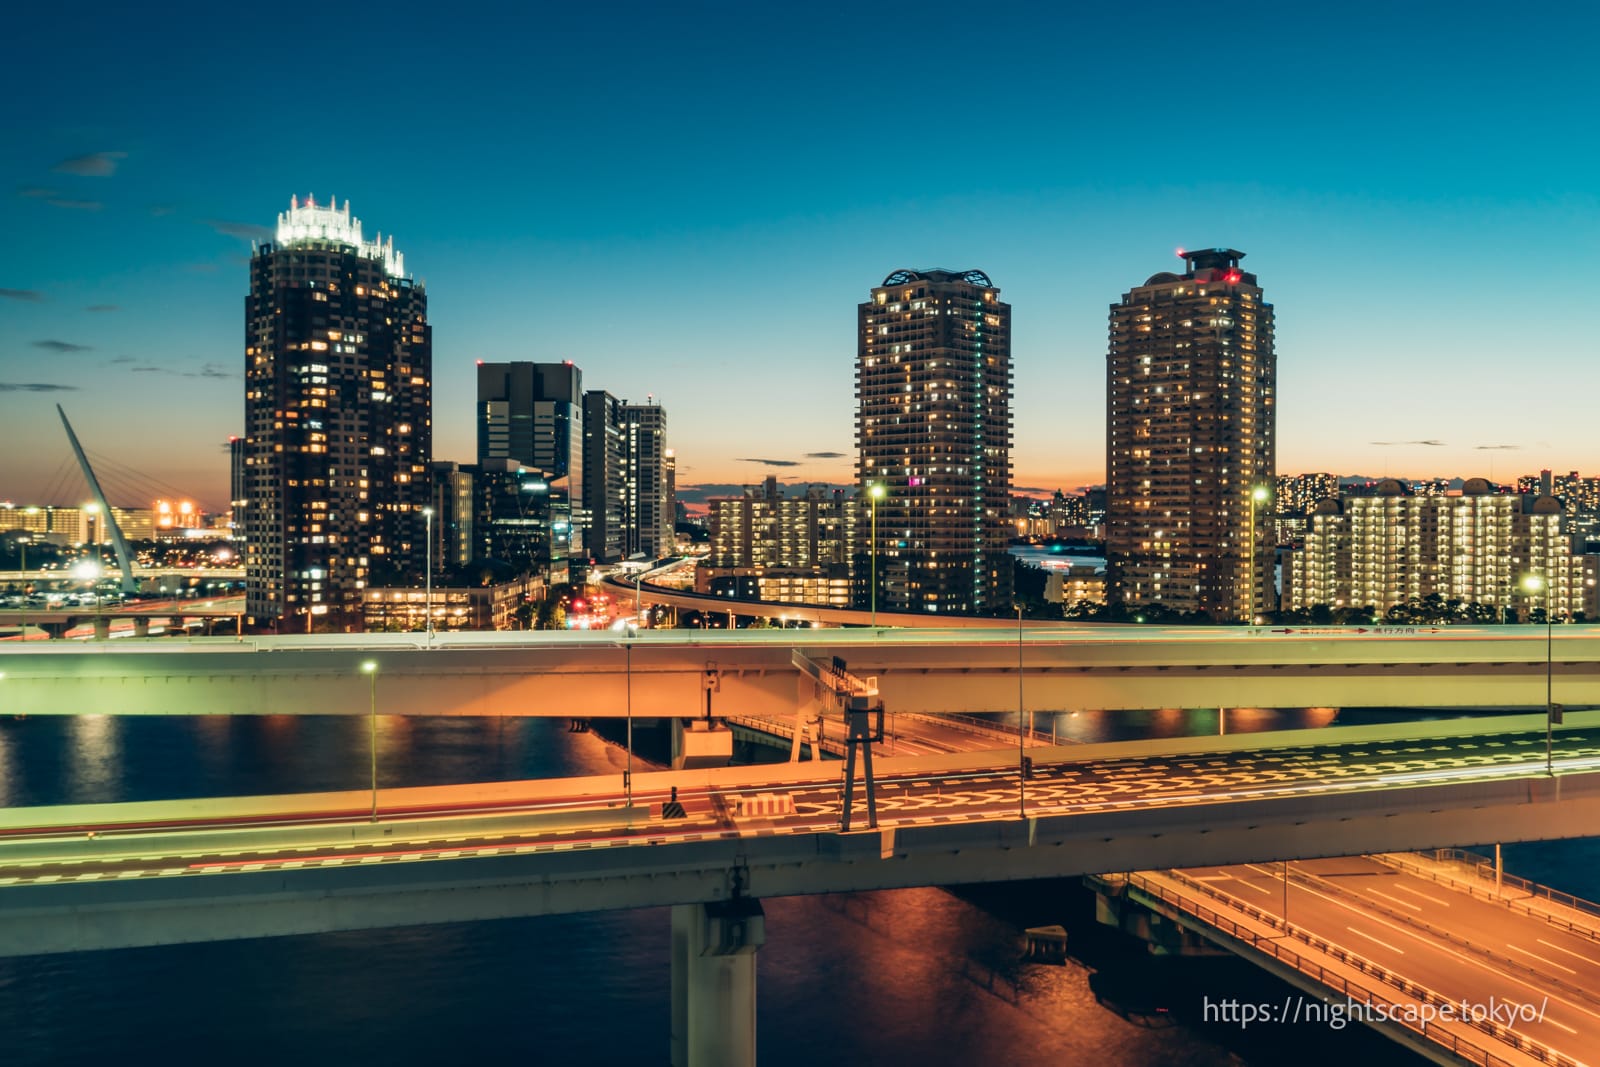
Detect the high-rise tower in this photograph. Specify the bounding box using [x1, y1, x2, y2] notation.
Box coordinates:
[243, 196, 431, 631]
[1106, 248, 1275, 621]
[856, 268, 1013, 615]
[622, 400, 670, 558]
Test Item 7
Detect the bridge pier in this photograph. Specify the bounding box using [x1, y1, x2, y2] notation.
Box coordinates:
[133, 617, 150, 638]
[92, 616, 110, 641]
[1086, 874, 1226, 956]
[670, 898, 765, 1067]
[671, 719, 733, 769]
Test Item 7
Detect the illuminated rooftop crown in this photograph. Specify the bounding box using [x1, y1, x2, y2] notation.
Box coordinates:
[274, 194, 404, 277]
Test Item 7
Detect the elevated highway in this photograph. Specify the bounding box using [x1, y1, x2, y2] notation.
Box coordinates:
[2, 624, 1597, 716]
[1117, 853, 1600, 1067]
[8, 709, 1600, 959]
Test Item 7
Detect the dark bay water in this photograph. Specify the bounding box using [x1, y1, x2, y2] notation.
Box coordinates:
[0, 709, 1579, 1066]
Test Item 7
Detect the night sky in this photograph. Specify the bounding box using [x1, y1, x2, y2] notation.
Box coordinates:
[3, 2, 1598, 512]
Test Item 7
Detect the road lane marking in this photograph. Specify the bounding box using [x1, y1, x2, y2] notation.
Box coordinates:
[1294, 881, 1600, 1026]
[1346, 926, 1405, 954]
[1391, 883, 1450, 907]
[1536, 938, 1600, 966]
[1506, 943, 1579, 975]
[1365, 889, 1423, 912]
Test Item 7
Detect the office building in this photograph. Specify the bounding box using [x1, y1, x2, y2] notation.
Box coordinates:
[1106, 248, 1275, 621]
[623, 400, 670, 557]
[856, 268, 1013, 615]
[583, 390, 626, 563]
[477, 361, 588, 578]
[241, 196, 430, 631]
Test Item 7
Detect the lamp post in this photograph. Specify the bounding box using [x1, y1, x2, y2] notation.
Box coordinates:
[361, 660, 379, 820]
[1017, 602, 1026, 819]
[1248, 485, 1270, 623]
[1523, 574, 1554, 775]
[73, 559, 102, 637]
[868, 483, 885, 625]
[422, 506, 434, 646]
[17, 536, 29, 641]
[625, 622, 637, 806]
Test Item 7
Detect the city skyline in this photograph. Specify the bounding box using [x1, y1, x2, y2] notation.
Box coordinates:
[5, 5, 1600, 510]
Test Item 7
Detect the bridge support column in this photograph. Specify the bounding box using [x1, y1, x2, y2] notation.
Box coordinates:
[671, 719, 733, 769]
[670, 898, 764, 1067]
[133, 617, 150, 638]
[92, 617, 110, 641]
[1087, 875, 1226, 957]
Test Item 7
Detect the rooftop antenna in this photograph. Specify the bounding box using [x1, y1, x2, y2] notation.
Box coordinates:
[56, 404, 137, 593]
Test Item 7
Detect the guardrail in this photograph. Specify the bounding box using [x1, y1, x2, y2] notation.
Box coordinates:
[1130, 871, 1579, 1067]
[723, 713, 851, 759]
[1371, 851, 1600, 945]
[1273, 863, 1600, 1010]
[904, 711, 1061, 746]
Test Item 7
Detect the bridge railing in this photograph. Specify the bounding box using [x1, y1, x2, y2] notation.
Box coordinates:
[1129, 871, 1579, 1067]
[1373, 850, 1600, 942]
[904, 711, 1061, 746]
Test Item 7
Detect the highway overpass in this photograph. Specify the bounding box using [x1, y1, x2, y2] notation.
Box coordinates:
[1, 624, 1597, 717]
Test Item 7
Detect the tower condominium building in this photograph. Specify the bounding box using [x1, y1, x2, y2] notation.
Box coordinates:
[856, 268, 1013, 616]
[1286, 478, 1600, 619]
[1106, 248, 1275, 621]
[243, 196, 431, 631]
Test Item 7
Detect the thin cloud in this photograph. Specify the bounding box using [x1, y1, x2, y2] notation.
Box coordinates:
[85, 304, 119, 313]
[0, 288, 46, 302]
[1474, 444, 1521, 451]
[16, 187, 99, 209]
[677, 484, 756, 502]
[804, 451, 847, 459]
[149, 204, 176, 217]
[203, 219, 272, 242]
[128, 362, 237, 380]
[53, 151, 127, 177]
[736, 457, 801, 468]
[33, 339, 92, 353]
[0, 382, 78, 393]
[1371, 439, 1445, 447]
[107, 356, 136, 364]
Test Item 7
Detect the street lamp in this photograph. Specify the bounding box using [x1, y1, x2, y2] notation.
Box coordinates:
[422, 506, 434, 646]
[1017, 602, 1026, 819]
[17, 535, 30, 641]
[361, 660, 379, 820]
[868, 483, 885, 625]
[1522, 574, 1555, 775]
[73, 560, 102, 634]
[1247, 485, 1270, 623]
[625, 622, 637, 806]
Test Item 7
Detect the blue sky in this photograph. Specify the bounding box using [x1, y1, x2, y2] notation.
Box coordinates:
[3, 1, 1598, 511]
